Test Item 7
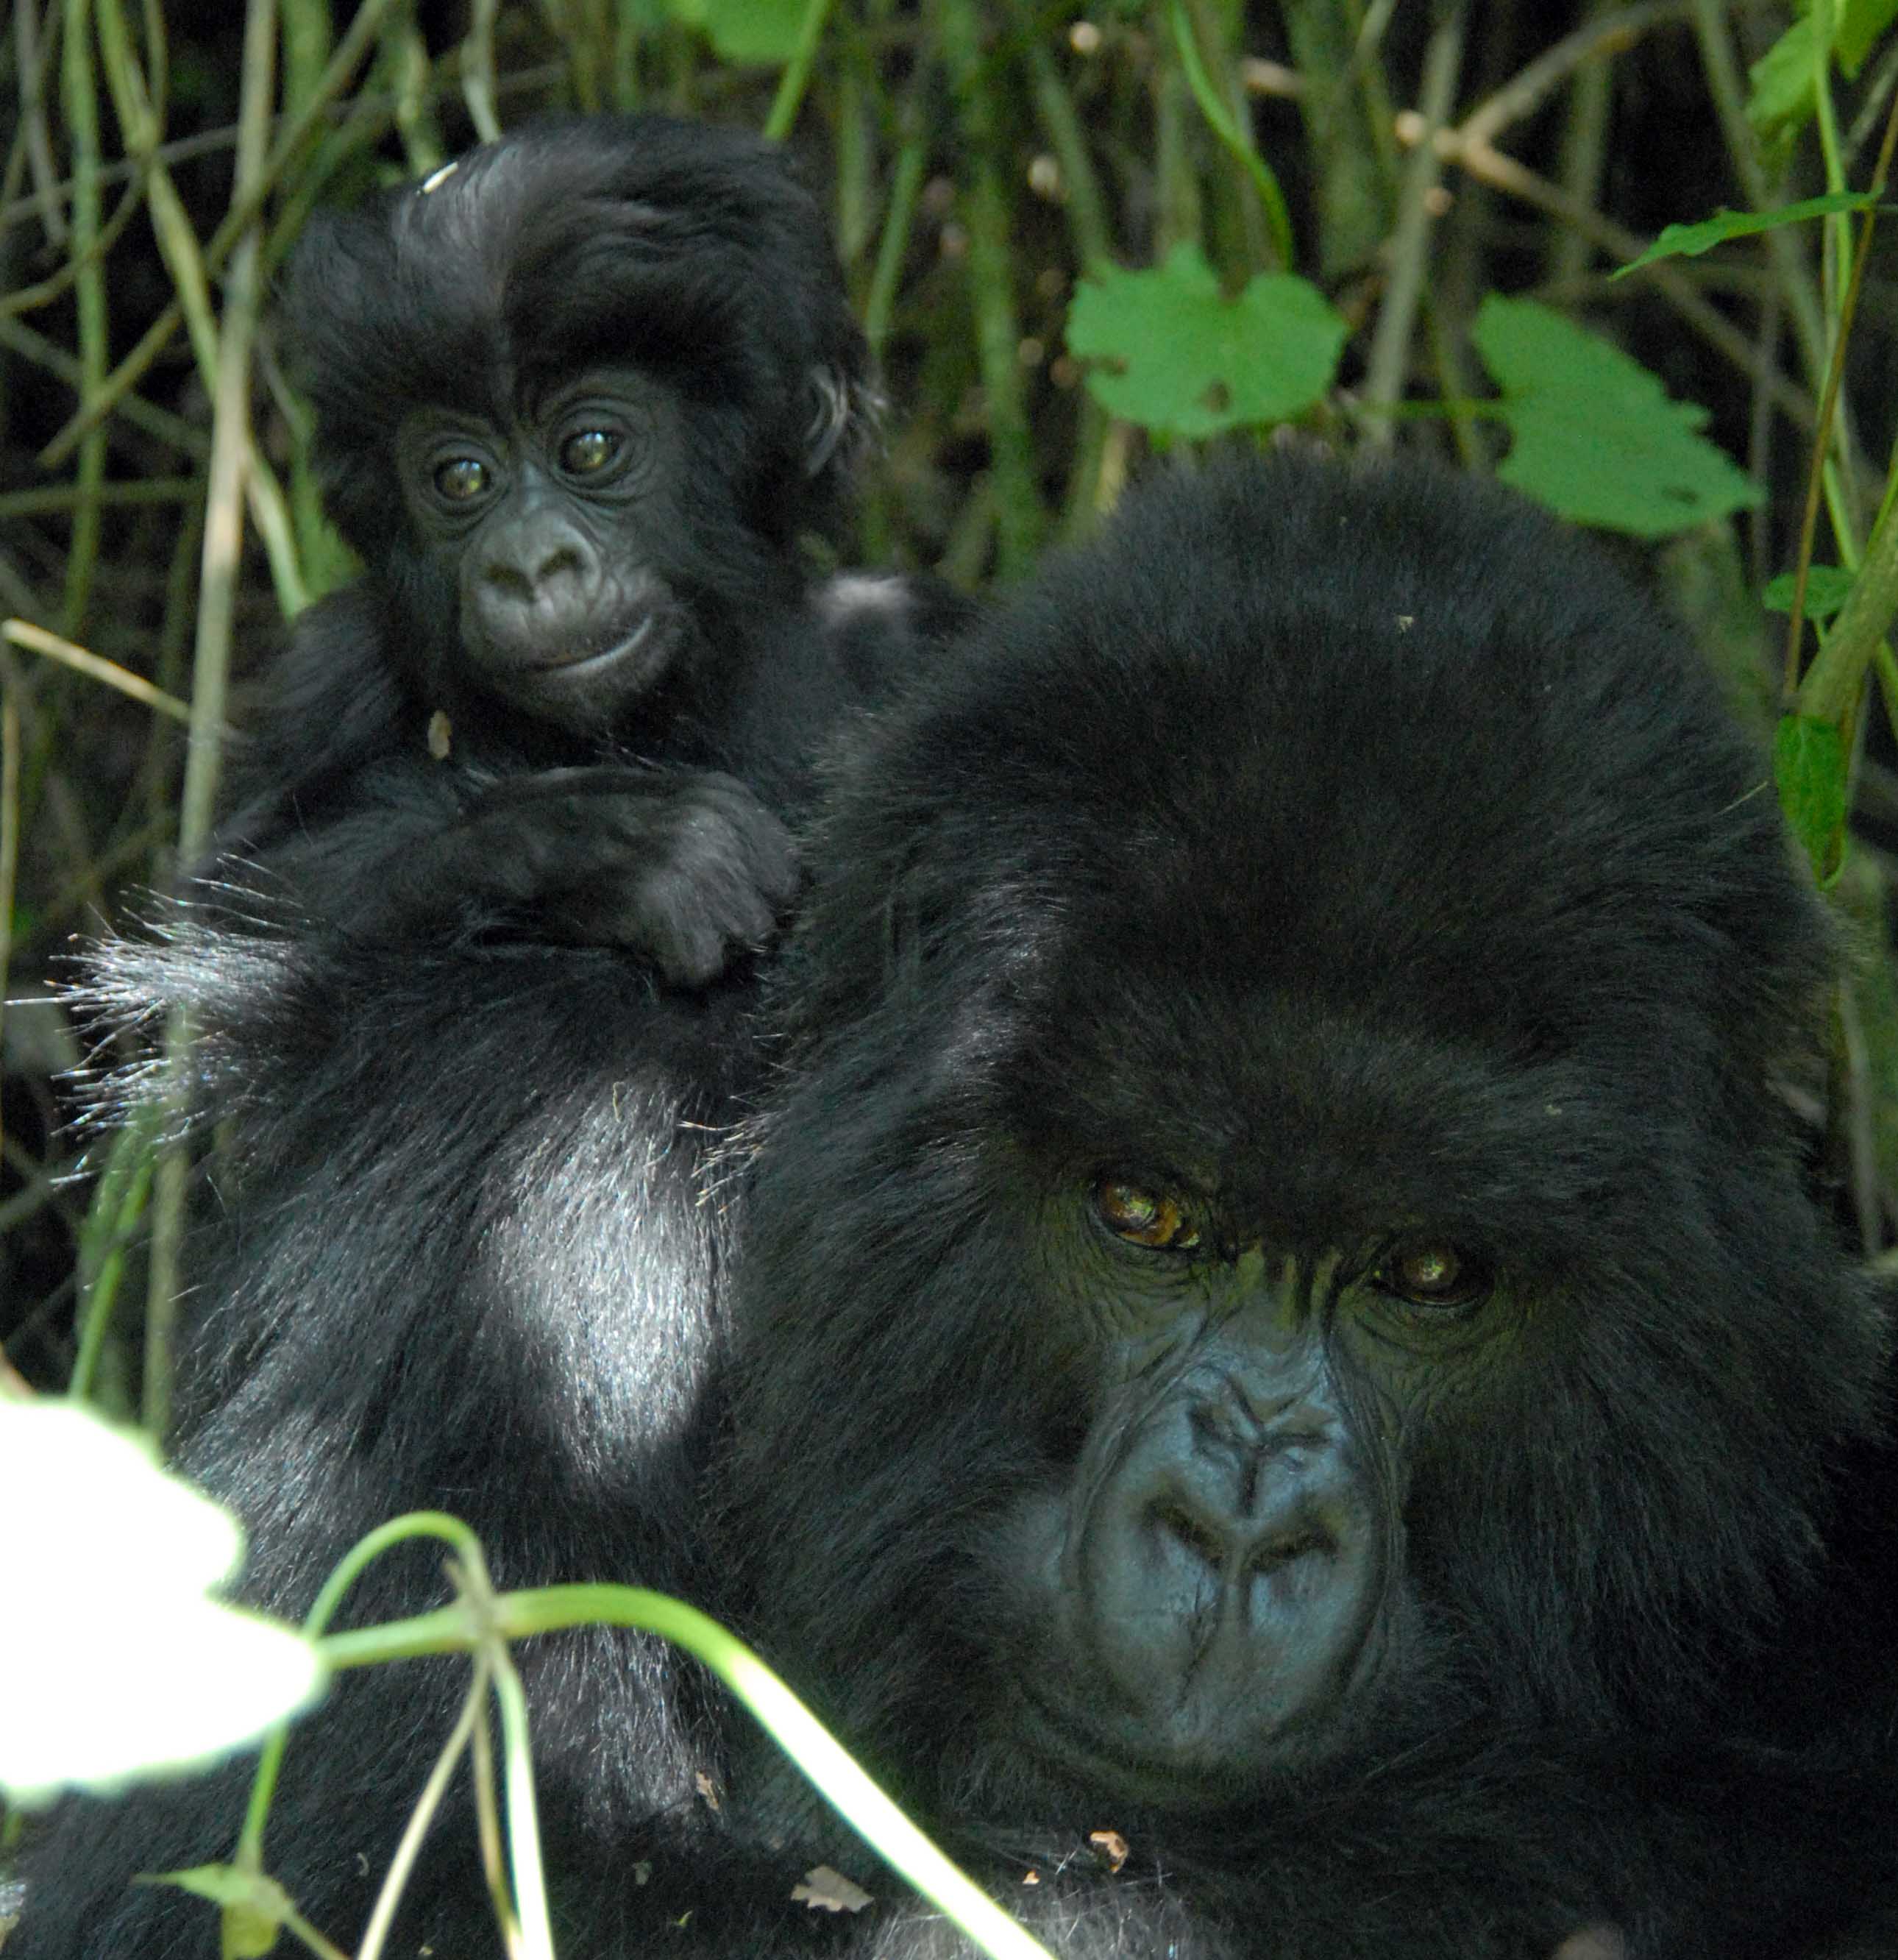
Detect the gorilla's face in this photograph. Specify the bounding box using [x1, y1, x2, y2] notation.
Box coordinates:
[992, 1188, 1512, 1795]
[727, 454, 1887, 1825]
[872, 907, 1632, 1808]
[992, 1208, 1414, 1797]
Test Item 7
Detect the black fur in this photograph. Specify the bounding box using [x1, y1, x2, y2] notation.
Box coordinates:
[27, 442, 1891, 1956]
[13, 115, 951, 1956]
[700, 453, 1894, 1958]
[288, 116, 871, 572]
[211, 113, 911, 990]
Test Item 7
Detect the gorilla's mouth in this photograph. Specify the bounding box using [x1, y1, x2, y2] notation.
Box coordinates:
[1014, 1685, 1277, 1809]
[504, 611, 693, 733]
[532, 611, 661, 675]
[1015, 1549, 1401, 1811]
[1020, 1649, 1401, 1811]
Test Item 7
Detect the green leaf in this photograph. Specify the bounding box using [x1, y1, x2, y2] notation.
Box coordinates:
[1064, 243, 1346, 438]
[154, 1865, 283, 1912]
[146, 1867, 294, 1959]
[1746, 13, 1825, 155]
[1614, 193, 1884, 278]
[1774, 713, 1849, 884]
[1738, 2, 1894, 143]
[667, 0, 806, 64]
[1471, 297, 1761, 538]
[1762, 565, 1859, 621]
[1839, 0, 1898, 77]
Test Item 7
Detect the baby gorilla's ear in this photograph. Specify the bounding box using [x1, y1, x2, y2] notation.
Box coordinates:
[802, 361, 878, 480]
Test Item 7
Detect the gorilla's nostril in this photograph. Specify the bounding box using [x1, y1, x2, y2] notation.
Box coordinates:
[1153, 1502, 1330, 1583]
[1243, 1528, 1329, 1579]
[1152, 1501, 1229, 1572]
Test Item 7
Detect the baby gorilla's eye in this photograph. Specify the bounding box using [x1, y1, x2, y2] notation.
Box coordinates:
[433, 456, 489, 502]
[1374, 1241, 1491, 1312]
[560, 429, 620, 475]
[1095, 1179, 1201, 1251]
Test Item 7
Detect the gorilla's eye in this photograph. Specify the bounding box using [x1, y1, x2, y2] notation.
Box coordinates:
[561, 429, 620, 475]
[1094, 1179, 1201, 1251]
[433, 456, 489, 502]
[1374, 1241, 1490, 1312]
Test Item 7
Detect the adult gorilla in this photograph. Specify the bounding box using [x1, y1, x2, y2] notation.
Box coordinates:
[705, 452, 1894, 1958]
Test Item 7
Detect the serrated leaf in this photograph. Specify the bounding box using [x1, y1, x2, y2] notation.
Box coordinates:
[1839, 0, 1898, 77]
[1472, 296, 1760, 538]
[1774, 713, 1849, 883]
[1064, 242, 1346, 438]
[1746, 14, 1826, 154]
[667, 0, 806, 64]
[1615, 193, 1883, 278]
[1762, 565, 1858, 622]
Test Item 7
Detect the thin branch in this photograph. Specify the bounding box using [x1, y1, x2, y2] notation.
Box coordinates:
[142, 0, 278, 1443]
[0, 682, 18, 1155]
[1458, 1, 1688, 154]
[1362, 1, 1467, 441]
[1, 619, 192, 721]
[1785, 81, 1898, 697]
[355, 1659, 497, 1960]
[1427, 125, 1816, 429]
[37, 0, 405, 471]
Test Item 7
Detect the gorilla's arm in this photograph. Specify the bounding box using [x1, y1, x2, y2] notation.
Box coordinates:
[209, 590, 802, 982]
[251, 763, 795, 984]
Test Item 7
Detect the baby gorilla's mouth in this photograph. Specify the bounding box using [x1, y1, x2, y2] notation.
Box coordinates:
[533, 612, 659, 672]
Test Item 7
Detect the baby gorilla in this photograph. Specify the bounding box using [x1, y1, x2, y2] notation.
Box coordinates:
[232, 110, 901, 981]
[15, 114, 950, 1956]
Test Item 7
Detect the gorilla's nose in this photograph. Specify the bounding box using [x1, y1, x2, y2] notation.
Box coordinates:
[1075, 1390, 1382, 1769]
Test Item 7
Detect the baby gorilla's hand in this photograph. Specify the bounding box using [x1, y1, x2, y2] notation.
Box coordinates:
[537, 770, 799, 984]
[349, 765, 798, 986]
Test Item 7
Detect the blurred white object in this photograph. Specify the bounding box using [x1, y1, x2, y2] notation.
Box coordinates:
[0, 1398, 325, 1805]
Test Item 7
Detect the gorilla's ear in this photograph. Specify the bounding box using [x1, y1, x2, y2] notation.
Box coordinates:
[802, 362, 872, 478]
